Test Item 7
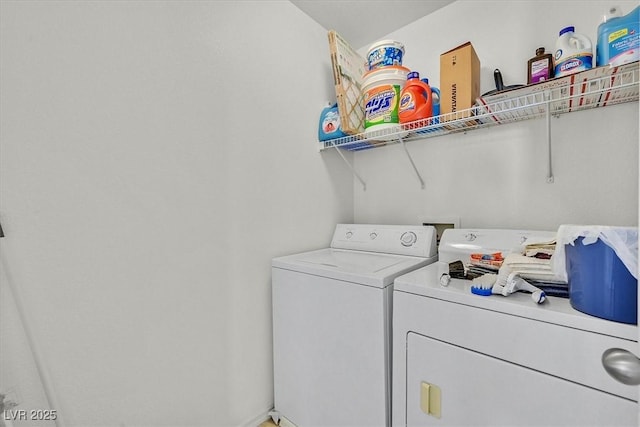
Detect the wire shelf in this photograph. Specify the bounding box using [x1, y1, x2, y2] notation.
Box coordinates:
[319, 62, 639, 152]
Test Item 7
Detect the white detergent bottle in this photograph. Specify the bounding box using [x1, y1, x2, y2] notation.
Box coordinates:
[554, 26, 593, 77]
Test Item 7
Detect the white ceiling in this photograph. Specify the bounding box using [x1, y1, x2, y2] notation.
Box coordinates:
[290, 0, 456, 49]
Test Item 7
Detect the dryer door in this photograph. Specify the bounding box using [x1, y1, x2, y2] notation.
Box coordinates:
[405, 332, 636, 426]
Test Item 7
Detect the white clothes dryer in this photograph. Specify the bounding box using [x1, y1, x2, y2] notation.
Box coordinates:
[392, 228, 638, 427]
[272, 224, 438, 427]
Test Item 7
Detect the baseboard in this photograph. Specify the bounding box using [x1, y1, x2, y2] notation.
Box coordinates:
[277, 415, 296, 427]
[240, 407, 274, 427]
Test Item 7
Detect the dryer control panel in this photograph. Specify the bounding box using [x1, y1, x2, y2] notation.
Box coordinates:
[438, 228, 557, 264]
[331, 224, 437, 258]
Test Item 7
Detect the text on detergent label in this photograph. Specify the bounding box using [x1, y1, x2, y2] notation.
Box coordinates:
[365, 86, 399, 121]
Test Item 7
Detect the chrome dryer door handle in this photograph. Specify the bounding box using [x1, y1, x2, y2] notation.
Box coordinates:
[602, 348, 640, 386]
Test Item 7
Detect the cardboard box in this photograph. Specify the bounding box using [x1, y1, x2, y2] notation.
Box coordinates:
[440, 42, 480, 118]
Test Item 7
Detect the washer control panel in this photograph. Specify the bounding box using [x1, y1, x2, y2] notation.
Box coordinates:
[331, 224, 437, 258]
[400, 231, 417, 247]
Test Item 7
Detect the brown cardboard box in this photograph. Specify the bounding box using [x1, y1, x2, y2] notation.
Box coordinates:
[440, 42, 480, 118]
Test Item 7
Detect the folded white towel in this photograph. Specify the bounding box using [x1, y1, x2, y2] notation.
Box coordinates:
[502, 253, 566, 284]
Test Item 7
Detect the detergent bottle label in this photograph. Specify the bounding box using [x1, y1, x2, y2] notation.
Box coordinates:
[605, 28, 640, 65]
[364, 84, 400, 127]
[554, 52, 593, 77]
[399, 92, 416, 113]
[321, 110, 340, 133]
[318, 104, 347, 141]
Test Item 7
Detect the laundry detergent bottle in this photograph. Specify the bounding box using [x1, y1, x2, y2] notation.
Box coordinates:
[554, 26, 593, 77]
[399, 71, 433, 124]
[416, 78, 441, 134]
[596, 5, 640, 67]
[318, 103, 347, 141]
[424, 79, 440, 117]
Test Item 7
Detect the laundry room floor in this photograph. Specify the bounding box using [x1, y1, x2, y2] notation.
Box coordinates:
[259, 420, 277, 427]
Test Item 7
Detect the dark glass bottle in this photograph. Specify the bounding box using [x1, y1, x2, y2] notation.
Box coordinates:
[527, 47, 554, 84]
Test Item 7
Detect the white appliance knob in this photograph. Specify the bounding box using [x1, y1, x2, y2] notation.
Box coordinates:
[401, 231, 417, 247]
[346, 231, 353, 239]
[465, 233, 477, 242]
[370, 232, 378, 240]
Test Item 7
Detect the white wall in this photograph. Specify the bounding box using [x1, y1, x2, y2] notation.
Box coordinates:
[354, 0, 639, 230]
[0, 1, 352, 426]
[1, 1, 638, 426]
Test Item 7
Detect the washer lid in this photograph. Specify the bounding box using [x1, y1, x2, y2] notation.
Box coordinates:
[272, 248, 434, 288]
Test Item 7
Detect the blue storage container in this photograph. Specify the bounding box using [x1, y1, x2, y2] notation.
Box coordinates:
[565, 236, 637, 324]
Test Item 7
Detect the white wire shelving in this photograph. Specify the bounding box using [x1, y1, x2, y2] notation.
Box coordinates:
[320, 62, 640, 189]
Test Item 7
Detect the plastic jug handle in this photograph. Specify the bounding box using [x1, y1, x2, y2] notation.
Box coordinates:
[409, 82, 431, 102]
[424, 82, 434, 102]
[431, 87, 440, 103]
[570, 35, 590, 50]
[570, 37, 580, 49]
[423, 87, 431, 103]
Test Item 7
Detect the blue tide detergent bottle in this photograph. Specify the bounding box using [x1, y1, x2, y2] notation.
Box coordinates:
[596, 5, 640, 67]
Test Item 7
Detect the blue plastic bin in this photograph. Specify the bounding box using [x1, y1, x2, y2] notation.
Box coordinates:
[565, 236, 637, 324]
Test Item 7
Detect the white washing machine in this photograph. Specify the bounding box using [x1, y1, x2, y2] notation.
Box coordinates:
[392, 228, 638, 427]
[272, 224, 438, 427]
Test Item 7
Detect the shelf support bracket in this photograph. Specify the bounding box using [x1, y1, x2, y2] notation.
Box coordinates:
[399, 138, 425, 189]
[332, 145, 366, 191]
[545, 90, 554, 183]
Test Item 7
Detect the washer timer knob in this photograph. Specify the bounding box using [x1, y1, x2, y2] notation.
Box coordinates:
[400, 231, 417, 247]
[346, 231, 353, 239]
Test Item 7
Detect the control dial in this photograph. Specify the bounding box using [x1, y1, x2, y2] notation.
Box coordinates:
[400, 231, 417, 247]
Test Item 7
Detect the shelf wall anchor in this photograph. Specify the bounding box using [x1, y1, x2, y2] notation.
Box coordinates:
[399, 137, 425, 189]
[332, 145, 366, 191]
